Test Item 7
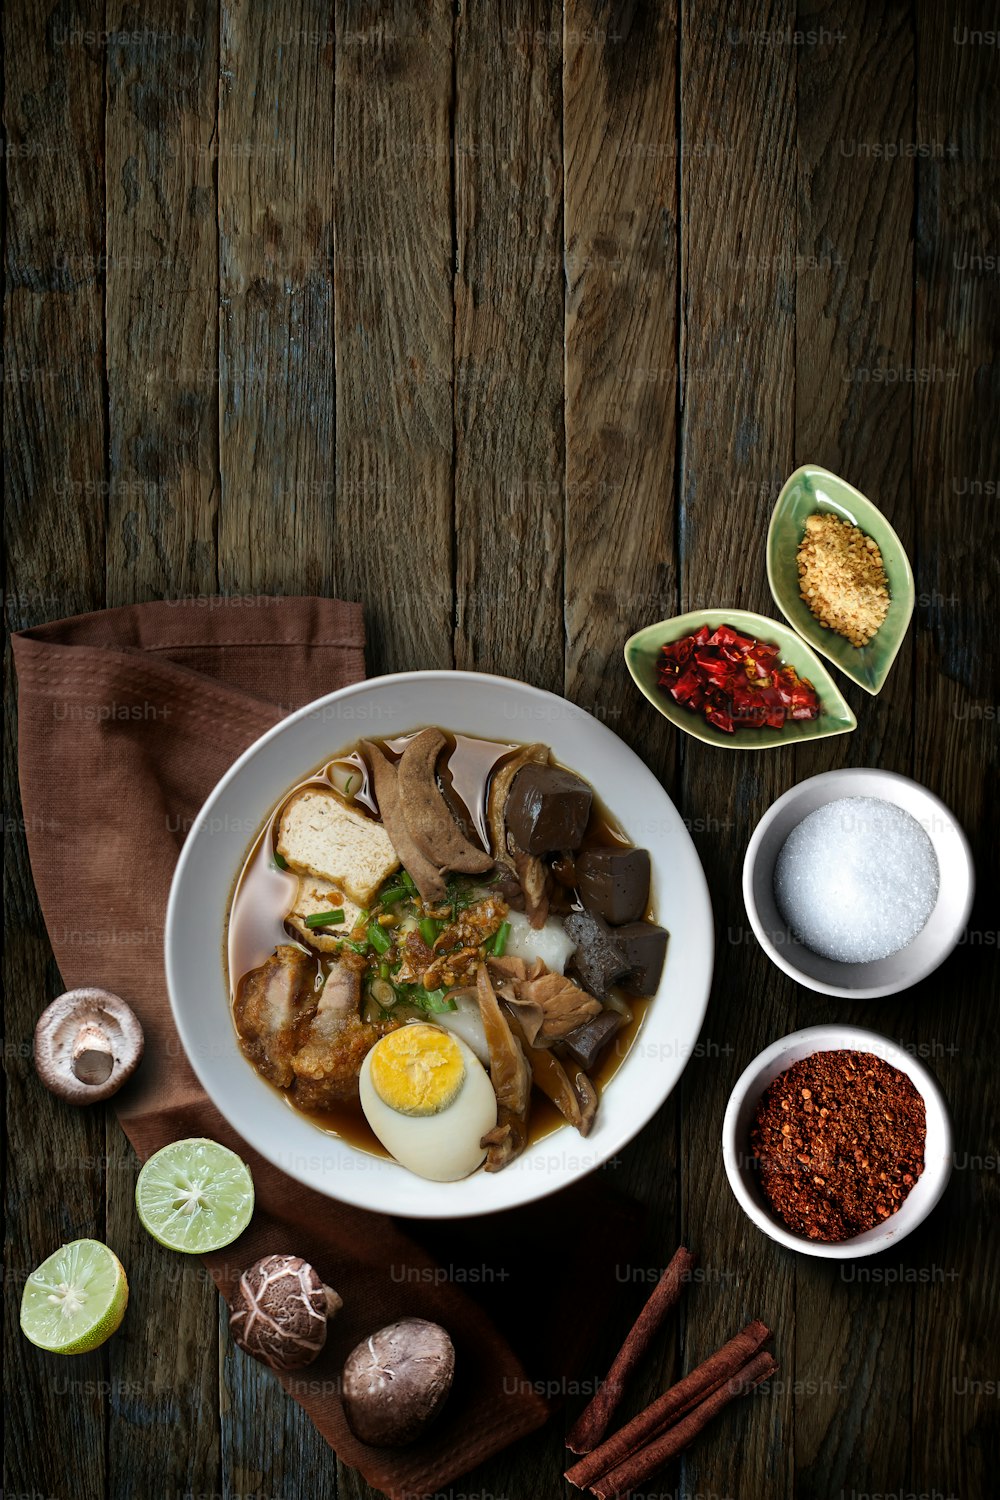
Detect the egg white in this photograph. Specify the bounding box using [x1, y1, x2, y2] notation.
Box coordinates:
[359, 1027, 498, 1182]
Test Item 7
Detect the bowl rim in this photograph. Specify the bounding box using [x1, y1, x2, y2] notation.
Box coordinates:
[164, 667, 716, 1218]
[742, 767, 974, 999]
[722, 1022, 953, 1259]
[623, 605, 857, 751]
[765, 462, 915, 696]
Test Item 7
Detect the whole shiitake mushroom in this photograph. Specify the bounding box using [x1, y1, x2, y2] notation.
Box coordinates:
[229, 1254, 342, 1371]
[342, 1317, 455, 1447]
[34, 988, 144, 1105]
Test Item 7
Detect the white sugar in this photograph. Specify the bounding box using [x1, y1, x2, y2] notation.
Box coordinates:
[773, 795, 940, 964]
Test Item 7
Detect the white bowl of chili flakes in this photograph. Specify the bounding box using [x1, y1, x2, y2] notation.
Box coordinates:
[723, 1025, 952, 1258]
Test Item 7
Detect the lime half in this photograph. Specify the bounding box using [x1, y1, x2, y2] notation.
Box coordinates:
[20, 1239, 128, 1354]
[135, 1137, 254, 1253]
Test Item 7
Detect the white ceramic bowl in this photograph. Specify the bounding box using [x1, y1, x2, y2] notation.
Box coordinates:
[165, 670, 714, 1218]
[723, 1025, 953, 1258]
[743, 768, 974, 999]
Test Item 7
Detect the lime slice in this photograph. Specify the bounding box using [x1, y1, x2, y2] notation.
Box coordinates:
[20, 1239, 128, 1354]
[135, 1137, 254, 1253]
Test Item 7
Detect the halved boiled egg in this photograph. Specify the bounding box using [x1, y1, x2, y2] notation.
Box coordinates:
[359, 1023, 498, 1182]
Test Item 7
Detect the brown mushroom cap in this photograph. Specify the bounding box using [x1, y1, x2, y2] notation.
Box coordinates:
[229, 1254, 342, 1371]
[342, 1317, 455, 1447]
[33, 987, 144, 1105]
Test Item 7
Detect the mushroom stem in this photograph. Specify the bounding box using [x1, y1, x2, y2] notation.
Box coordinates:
[72, 1023, 115, 1086]
[322, 1285, 344, 1317]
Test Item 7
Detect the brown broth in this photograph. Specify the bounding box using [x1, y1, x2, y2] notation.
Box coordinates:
[226, 730, 657, 1160]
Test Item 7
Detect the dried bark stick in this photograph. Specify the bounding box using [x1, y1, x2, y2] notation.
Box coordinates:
[565, 1245, 695, 1453]
[564, 1319, 771, 1490]
[589, 1349, 780, 1500]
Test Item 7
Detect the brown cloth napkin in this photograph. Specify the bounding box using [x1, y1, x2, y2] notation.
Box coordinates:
[13, 599, 643, 1500]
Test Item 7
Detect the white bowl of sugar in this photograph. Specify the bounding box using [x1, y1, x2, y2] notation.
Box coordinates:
[743, 769, 975, 998]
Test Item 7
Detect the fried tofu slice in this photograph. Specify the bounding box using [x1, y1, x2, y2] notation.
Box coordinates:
[277, 787, 399, 905]
[287, 876, 365, 953]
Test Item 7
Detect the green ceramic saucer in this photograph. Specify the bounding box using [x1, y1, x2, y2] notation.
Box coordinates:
[624, 608, 856, 751]
[766, 465, 914, 695]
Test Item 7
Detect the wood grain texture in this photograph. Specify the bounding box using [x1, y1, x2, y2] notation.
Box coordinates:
[910, 3, 1000, 1496]
[453, 2, 564, 692]
[100, 13, 222, 1491]
[4, 1, 999, 1497]
[333, 0, 454, 678]
[104, 0, 220, 606]
[562, 2, 685, 1478]
[677, 5, 798, 1499]
[3, 7, 108, 1498]
[217, 0, 335, 599]
[791, 8, 918, 1495]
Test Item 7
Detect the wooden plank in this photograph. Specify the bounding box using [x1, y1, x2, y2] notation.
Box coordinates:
[564, 0, 679, 773]
[3, 6, 108, 1499]
[563, 0, 684, 1479]
[676, 4, 798, 1497]
[102, 13, 222, 1493]
[104, 1, 220, 605]
[453, 2, 564, 692]
[333, 0, 454, 678]
[217, 0, 335, 599]
[791, 7, 918, 1494]
[331, 10, 454, 1477]
[215, 4, 339, 1494]
[447, 4, 569, 1480]
[911, 3, 1000, 1496]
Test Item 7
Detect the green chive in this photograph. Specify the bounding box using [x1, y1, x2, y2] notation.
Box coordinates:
[367, 922, 392, 955]
[491, 920, 511, 957]
[400, 869, 416, 893]
[305, 909, 346, 929]
[378, 884, 409, 905]
[378, 961, 390, 981]
[419, 917, 441, 947]
[344, 775, 355, 795]
[273, 851, 289, 870]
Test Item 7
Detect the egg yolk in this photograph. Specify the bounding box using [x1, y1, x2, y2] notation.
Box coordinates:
[368, 1025, 466, 1116]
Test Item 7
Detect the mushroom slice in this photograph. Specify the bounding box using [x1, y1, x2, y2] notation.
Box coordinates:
[397, 728, 494, 875]
[513, 966, 601, 1041]
[505, 1007, 586, 1133]
[486, 742, 549, 868]
[513, 849, 551, 930]
[34, 987, 145, 1105]
[363, 739, 447, 902]
[475, 963, 530, 1171]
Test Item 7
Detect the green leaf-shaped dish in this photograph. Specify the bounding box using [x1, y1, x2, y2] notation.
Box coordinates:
[624, 608, 857, 751]
[766, 465, 914, 695]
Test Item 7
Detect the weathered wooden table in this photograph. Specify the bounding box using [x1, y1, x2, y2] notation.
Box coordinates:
[5, 3, 998, 1497]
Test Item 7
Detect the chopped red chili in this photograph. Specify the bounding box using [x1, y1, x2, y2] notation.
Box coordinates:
[656, 624, 820, 734]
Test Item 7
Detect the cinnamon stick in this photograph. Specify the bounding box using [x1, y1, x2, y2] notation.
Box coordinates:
[564, 1319, 771, 1490]
[589, 1348, 779, 1500]
[565, 1244, 695, 1454]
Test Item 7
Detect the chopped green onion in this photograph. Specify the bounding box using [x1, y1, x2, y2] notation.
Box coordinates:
[367, 922, 392, 955]
[273, 851, 289, 870]
[304, 908, 346, 929]
[396, 983, 456, 1014]
[400, 869, 416, 893]
[344, 939, 368, 955]
[369, 977, 397, 1010]
[491, 920, 511, 957]
[419, 917, 441, 947]
[344, 775, 355, 795]
[378, 883, 409, 906]
[418, 987, 457, 1014]
[378, 961, 390, 981]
